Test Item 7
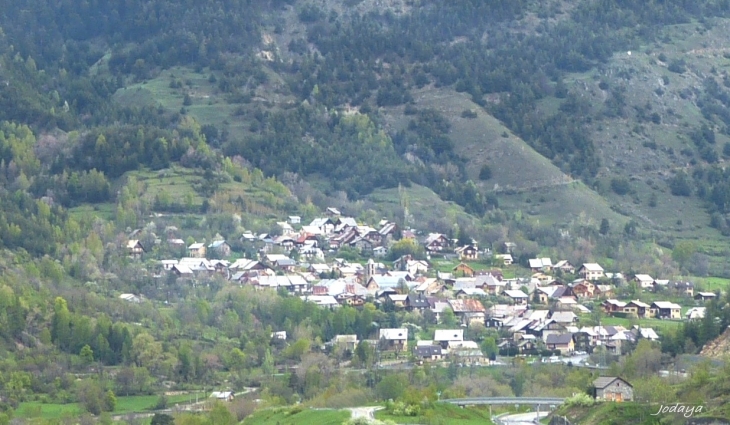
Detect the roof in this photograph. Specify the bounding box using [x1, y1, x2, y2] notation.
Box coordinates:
[188, 242, 205, 249]
[119, 293, 140, 302]
[406, 294, 430, 308]
[652, 301, 682, 309]
[529, 258, 553, 268]
[604, 299, 626, 307]
[634, 274, 654, 282]
[457, 288, 487, 296]
[415, 345, 443, 357]
[208, 240, 229, 249]
[379, 328, 408, 340]
[696, 292, 716, 297]
[546, 333, 574, 344]
[333, 335, 358, 343]
[434, 329, 464, 342]
[551, 311, 577, 323]
[448, 299, 486, 313]
[126, 240, 143, 249]
[504, 289, 528, 299]
[553, 260, 573, 269]
[210, 391, 233, 399]
[580, 263, 604, 272]
[626, 300, 650, 308]
[593, 377, 632, 389]
[300, 295, 339, 306]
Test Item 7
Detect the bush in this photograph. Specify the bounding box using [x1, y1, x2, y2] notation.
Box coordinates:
[564, 393, 595, 407]
[479, 165, 492, 181]
[461, 109, 478, 119]
[610, 178, 631, 195]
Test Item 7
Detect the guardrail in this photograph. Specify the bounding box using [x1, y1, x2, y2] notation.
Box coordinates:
[441, 397, 565, 406]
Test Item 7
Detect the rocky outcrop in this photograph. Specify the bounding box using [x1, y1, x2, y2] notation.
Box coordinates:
[699, 326, 730, 359]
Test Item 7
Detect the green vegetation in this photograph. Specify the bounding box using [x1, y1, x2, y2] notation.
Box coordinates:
[242, 407, 350, 425]
[375, 403, 494, 425]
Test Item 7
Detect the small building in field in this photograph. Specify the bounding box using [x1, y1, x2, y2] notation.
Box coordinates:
[210, 391, 234, 402]
[592, 377, 633, 402]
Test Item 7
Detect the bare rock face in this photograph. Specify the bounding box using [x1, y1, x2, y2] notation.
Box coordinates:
[699, 326, 730, 359]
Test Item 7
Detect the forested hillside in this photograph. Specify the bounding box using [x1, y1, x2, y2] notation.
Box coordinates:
[3, 0, 730, 423]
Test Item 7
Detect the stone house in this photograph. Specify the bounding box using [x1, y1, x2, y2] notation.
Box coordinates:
[592, 377, 633, 402]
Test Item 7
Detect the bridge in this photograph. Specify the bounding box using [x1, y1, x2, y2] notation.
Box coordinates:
[441, 397, 565, 407]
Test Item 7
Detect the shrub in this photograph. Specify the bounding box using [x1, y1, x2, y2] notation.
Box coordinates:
[610, 178, 631, 195]
[564, 393, 595, 407]
[479, 165, 492, 181]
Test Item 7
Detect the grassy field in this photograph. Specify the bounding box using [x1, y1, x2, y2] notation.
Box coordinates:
[17, 393, 199, 419]
[589, 316, 682, 333]
[375, 403, 495, 424]
[241, 407, 350, 425]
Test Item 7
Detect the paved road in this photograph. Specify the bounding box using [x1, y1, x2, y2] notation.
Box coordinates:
[499, 411, 550, 424]
[442, 397, 564, 406]
[348, 406, 383, 421]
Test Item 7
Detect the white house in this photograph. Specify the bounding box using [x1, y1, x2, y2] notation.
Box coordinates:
[578, 263, 604, 281]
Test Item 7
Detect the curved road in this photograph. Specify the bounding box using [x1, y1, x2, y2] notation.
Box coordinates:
[499, 411, 550, 424]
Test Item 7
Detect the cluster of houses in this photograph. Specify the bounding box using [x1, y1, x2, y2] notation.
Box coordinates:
[120, 210, 720, 364]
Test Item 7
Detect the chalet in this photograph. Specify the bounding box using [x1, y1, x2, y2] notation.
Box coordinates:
[602, 299, 626, 314]
[207, 240, 231, 258]
[553, 260, 575, 274]
[455, 288, 487, 298]
[686, 307, 706, 321]
[167, 238, 186, 248]
[495, 254, 513, 266]
[578, 263, 604, 281]
[309, 218, 336, 235]
[172, 264, 194, 278]
[331, 335, 358, 352]
[695, 292, 717, 302]
[670, 281, 694, 297]
[415, 345, 443, 361]
[159, 259, 179, 271]
[210, 391, 234, 402]
[545, 333, 575, 354]
[288, 216, 301, 224]
[271, 331, 287, 340]
[476, 269, 504, 281]
[366, 276, 405, 294]
[187, 242, 206, 258]
[592, 377, 633, 402]
[633, 274, 655, 290]
[448, 299, 486, 325]
[528, 258, 553, 272]
[433, 329, 464, 349]
[300, 295, 340, 308]
[504, 289, 529, 305]
[119, 293, 141, 303]
[277, 221, 295, 235]
[455, 245, 479, 261]
[405, 293, 431, 311]
[624, 300, 651, 318]
[126, 240, 145, 258]
[571, 281, 596, 299]
[378, 328, 408, 351]
[387, 294, 408, 308]
[325, 207, 341, 217]
[373, 246, 388, 258]
[550, 311, 578, 324]
[651, 301, 682, 319]
[453, 262, 475, 277]
[424, 233, 450, 253]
